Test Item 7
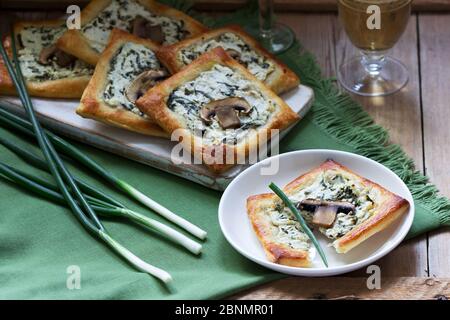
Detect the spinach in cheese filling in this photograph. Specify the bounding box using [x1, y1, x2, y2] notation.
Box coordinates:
[103, 42, 162, 116]
[18, 26, 92, 82]
[82, 0, 186, 53]
[178, 32, 275, 81]
[167, 64, 279, 145]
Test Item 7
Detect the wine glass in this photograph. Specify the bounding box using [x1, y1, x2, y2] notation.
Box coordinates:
[338, 0, 412, 96]
[258, 0, 295, 54]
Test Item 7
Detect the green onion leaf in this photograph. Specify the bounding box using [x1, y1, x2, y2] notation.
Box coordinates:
[0, 105, 207, 240]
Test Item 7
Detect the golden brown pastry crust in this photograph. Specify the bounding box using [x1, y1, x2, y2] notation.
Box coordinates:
[0, 20, 91, 98]
[156, 25, 299, 95]
[247, 159, 410, 267]
[283, 160, 409, 253]
[247, 193, 312, 267]
[56, 0, 208, 66]
[77, 29, 168, 137]
[136, 47, 300, 173]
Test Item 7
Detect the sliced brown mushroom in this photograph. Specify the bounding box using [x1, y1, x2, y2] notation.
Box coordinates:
[226, 49, 240, 60]
[38, 45, 75, 67]
[298, 199, 355, 228]
[225, 49, 245, 65]
[200, 97, 252, 129]
[132, 16, 165, 44]
[125, 69, 168, 103]
[181, 29, 191, 39]
[38, 45, 58, 65]
[53, 50, 76, 68]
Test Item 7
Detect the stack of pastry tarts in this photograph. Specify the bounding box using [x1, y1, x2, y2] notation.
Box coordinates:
[0, 0, 301, 173]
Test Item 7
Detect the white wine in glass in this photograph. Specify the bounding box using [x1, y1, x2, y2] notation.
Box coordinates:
[258, 0, 294, 54]
[338, 0, 412, 96]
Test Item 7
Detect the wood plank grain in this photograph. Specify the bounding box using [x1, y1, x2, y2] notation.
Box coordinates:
[1, 0, 450, 12]
[229, 277, 450, 299]
[418, 14, 450, 278]
[283, 13, 337, 78]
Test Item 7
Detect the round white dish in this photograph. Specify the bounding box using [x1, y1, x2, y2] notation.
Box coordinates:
[218, 149, 415, 276]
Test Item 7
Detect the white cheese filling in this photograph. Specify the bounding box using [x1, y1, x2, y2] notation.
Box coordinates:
[167, 64, 278, 145]
[82, 0, 186, 53]
[103, 42, 162, 116]
[269, 209, 314, 253]
[18, 26, 92, 82]
[263, 169, 378, 254]
[178, 32, 275, 81]
[289, 169, 377, 239]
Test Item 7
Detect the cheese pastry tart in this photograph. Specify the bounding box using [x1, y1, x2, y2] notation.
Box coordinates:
[136, 47, 300, 173]
[77, 29, 168, 137]
[247, 160, 410, 267]
[0, 20, 93, 98]
[156, 25, 299, 95]
[57, 0, 208, 66]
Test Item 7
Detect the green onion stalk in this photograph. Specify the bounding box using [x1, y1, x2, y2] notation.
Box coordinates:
[0, 38, 175, 283]
[269, 182, 328, 267]
[0, 162, 202, 256]
[0, 134, 125, 209]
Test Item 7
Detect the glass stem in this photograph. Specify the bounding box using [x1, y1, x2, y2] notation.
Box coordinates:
[361, 50, 387, 77]
[259, 0, 274, 40]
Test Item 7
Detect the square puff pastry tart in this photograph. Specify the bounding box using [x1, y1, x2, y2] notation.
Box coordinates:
[136, 47, 300, 173]
[247, 160, 410, 267]
[57, 0, 208, 66]
[77, 29, 168, 137]
[156, 25, 299, 95]
[0, 19, 93, 98]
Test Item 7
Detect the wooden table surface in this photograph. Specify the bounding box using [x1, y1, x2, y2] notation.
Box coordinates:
[0, 6, 449, 300]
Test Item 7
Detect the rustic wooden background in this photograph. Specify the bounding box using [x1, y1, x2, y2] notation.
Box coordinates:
[0, 1, 449, 299]
[231, 8, 450, 300]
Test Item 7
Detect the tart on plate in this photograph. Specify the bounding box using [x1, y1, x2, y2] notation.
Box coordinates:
[57, 0, 208, 65]
[156, 25, 299, 94]
[247, 159, 410, 267]
[77, 29, 168, 137]
[136, 47, 300, 173]
[0, 19, 93, 98]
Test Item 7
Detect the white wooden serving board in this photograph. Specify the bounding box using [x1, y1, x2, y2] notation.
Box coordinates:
[0, 85, 314, 190]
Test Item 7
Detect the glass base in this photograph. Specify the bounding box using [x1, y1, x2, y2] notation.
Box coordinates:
[338, 56, 409, 97]
[259, 23, 295, 54]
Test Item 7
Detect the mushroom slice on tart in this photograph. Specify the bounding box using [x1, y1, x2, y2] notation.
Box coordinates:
[136, 47, 300, 173]
[200, 97, 252, 129]
[76, 29, 168, 137]
[56, 0, 208, 66]
[0, 19, 93, 98]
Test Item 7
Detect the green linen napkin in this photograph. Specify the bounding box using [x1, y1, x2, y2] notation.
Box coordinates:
[0, 1, 449, 299]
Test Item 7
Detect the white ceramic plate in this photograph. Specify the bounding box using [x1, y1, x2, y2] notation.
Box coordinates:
[218, 149, 414, 276]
